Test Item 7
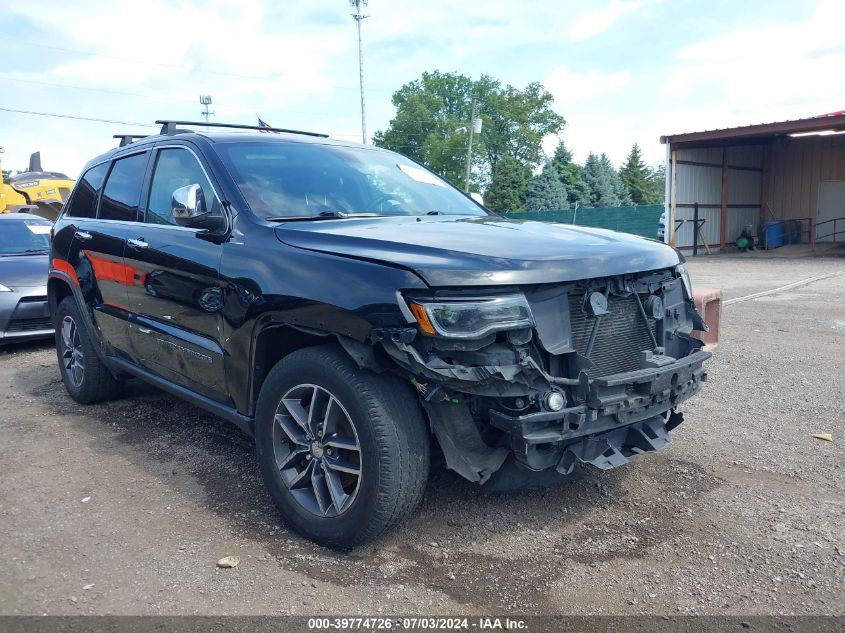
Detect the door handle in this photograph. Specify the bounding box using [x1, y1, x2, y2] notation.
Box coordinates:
[138, 327, 152, 334]
[75, 230, 93, 241]
[127, 238, 149, 249]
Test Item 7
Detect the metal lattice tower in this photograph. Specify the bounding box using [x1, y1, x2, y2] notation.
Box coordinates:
[350, 0, 369, 144]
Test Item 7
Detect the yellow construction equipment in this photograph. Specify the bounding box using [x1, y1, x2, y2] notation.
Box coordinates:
[1, 146, 74, 221]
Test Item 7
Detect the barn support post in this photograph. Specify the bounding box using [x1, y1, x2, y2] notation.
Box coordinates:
[760, 143, 771, 232]
[692, 202, 700, 256]
[669, 148, 678, 247]
[720, 147, 728, 249]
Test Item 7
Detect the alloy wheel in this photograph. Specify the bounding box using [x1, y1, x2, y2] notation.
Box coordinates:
[60, 315, 85, 388]
[272, 384, 362, 517]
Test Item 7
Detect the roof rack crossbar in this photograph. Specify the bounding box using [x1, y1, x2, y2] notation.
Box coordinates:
[154, 120, 329, 138]
[113, 134, 149, 148]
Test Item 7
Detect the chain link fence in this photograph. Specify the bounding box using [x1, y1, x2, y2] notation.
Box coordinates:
[502, 204, 663, 239]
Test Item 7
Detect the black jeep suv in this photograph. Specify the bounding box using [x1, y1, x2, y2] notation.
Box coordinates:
[49, 120, 710, 548]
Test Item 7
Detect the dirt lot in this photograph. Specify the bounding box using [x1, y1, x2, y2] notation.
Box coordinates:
[1, 256, 843, 616]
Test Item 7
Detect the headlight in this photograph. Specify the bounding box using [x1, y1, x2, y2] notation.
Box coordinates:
[406, 293, 534, 338]
[677, 265, 693, 298]
[0, 283, 12, 292]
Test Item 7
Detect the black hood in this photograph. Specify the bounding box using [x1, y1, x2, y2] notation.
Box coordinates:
[275, 215, 679, 286]
[0, 253, 49, 288]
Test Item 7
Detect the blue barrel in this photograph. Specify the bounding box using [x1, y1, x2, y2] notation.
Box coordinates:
[760, 221, 785, 249]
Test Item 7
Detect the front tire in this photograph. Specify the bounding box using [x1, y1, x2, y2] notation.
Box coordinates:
[55, 296, 122, 404]
[255, 345, 430, 548]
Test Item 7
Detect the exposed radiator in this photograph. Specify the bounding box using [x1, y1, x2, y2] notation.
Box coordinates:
[568, 293, 656, 377]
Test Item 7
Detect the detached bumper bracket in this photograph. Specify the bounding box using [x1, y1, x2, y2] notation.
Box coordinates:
[557, 415, 671, 475]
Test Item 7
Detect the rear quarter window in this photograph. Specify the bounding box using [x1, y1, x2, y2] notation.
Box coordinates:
[64, 162, 109, 219]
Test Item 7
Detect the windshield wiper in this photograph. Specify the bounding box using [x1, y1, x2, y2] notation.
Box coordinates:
[5, 249, 49, 256]
[265, 211, 384, 221]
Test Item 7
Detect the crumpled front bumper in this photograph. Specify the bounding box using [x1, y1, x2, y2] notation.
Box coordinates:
[489, 350, 710, 472]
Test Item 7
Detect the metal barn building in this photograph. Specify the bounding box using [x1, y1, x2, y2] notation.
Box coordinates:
[661, 112, 845, 252]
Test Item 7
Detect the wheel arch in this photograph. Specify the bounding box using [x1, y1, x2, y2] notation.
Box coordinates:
[249, 323, 334, 415]
[48, 271, 116, 373]
[48, 274, 74, 317]
[247, 321, 393, 417]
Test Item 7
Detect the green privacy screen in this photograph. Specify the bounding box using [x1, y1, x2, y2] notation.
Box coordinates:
[502, 204, 663, 239]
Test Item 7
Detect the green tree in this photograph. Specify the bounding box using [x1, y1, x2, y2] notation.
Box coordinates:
[582, 153, 632, 207]
[525, 163, 569, 211]
[485, 154, 531, 212]
[620, 143, 665, 204]
[374, 71, 564, 190]
[620, 143, 650, 204]
[647, 163, 666, 204]
[550, 139, 590, 207]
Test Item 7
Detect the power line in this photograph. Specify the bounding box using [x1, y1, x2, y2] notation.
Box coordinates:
[0, 106, 463, 147]
[1, 34, 406, 98]
[0, 36, 280, 82]
[0, 106, 397, 142]
[0, 74, 378, 121]
[0, 106, 157, 128]
[0, 74, 200, 105]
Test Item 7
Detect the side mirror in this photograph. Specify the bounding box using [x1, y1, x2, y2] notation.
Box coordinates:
[171, 184, 207, 226]
[171, 184, 226, 232]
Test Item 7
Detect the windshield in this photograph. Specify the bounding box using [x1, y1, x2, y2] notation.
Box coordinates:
[0, 219, 51, 255]
[215, 141, 488, 220]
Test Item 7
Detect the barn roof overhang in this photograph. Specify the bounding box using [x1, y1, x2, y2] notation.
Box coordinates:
[660, 113, 845, 149]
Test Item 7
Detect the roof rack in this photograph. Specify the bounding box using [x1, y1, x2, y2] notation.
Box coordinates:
[154, 120, 329, 138]
[113, 134, 149, 147]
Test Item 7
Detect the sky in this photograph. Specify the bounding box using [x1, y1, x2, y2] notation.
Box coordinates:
[1, 0, 843, 178]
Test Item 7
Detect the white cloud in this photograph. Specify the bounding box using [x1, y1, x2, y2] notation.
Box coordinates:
[2, 0, 842, 178]
[569, 0, 648, 42]
[545, 0, 845, 168]
[541, 67, 637, 167]
[1, 0, 352, 173]
[544, 66, 632, 105]
[659, 0, 845, 133]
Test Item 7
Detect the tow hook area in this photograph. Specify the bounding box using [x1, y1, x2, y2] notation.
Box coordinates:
[556, 413, 681, 475]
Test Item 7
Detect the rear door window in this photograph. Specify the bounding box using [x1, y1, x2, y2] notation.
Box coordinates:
[99, 153, 148, 222]
[64, 162, 109, 219]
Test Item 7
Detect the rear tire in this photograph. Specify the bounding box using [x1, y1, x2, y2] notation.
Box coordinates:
[55, 296, 122, 404]
[255, 345, 429, 548]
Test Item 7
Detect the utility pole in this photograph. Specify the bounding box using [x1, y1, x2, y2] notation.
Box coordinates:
[199, 95, 214, 123]
[464, 98, 482, 192]
[350, 0, 369, 144]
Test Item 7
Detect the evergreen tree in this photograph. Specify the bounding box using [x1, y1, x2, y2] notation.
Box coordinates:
[550, 139, 590, 208]
[582, 152, 632, 207]
[525, 163, 569, 211]
[485, 154, 531, 212]
[619, 143, 666, 204]
[646, 163, 666, 204]
[620, 143, 652, 204]
[551, 139, 573, 164]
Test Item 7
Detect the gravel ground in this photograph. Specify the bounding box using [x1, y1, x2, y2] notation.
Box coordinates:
[0, 256, 842, 616]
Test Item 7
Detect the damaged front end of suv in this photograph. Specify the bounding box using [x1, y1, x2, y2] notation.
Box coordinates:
[374, 264, 710, 490]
